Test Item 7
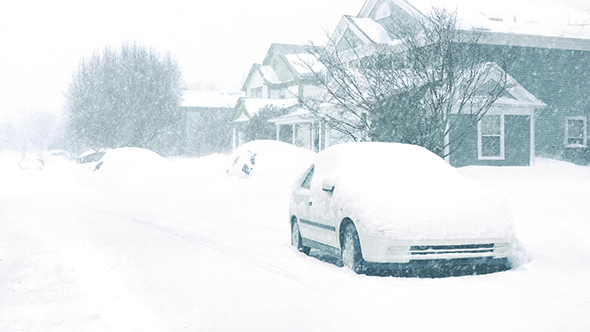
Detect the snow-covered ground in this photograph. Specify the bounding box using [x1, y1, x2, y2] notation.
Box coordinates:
[1, 145, 589, 332]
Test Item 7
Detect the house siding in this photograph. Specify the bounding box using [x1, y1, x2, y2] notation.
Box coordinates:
[449, 114, 530, 167]
[481, 44, 590, 164]
[184, 107, 234, 156]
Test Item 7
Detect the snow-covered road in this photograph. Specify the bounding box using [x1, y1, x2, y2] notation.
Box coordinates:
[1, 151, 589, 331]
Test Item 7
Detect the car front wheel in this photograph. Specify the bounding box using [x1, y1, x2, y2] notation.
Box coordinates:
[291, 221, 310, 255]
[341, 223, 365, 273]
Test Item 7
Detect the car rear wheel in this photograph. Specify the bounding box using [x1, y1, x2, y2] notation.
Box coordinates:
[291, 221, 310, 255]
[342, 223, 365, 273]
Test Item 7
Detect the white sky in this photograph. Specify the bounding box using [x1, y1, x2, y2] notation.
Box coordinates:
[0, 0, 362, 119]
[2, 0, 589, 121]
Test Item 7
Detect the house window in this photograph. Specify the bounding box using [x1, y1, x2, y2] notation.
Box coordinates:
[279, 88, 286, 99]
[565, 116, 587, 147]
[478, 114, 505, 160]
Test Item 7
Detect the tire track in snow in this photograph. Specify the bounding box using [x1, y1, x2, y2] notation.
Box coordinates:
[79, 205, 344, 302]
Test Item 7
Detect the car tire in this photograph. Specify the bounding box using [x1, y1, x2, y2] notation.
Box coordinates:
[291, 221, 310, 255]
[341, 223, 365, 273]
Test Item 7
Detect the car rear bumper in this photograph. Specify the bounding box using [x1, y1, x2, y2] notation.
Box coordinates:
[359, 236, 513, 264]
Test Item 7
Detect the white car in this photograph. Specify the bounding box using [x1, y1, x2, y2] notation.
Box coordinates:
[289, 142, 515, 274]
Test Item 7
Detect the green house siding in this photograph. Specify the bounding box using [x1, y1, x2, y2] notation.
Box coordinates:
[449, 114, 530, 167]
[480, 44, 590, 164]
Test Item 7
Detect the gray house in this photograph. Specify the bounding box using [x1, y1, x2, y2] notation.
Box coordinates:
[265, 0, 590, 166]
[182, 90, 241, 156]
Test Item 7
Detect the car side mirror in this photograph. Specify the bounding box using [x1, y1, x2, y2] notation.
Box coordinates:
[322, 180, 334, 193]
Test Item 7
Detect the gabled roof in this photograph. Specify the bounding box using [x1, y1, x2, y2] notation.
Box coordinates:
[349, 17, 393, 44]
[356, 0, 590, 50]
[241, 63, 281, 91]
[242, 43, 325, 91]
[261, 43, 315, 65]
[452, 62, 546, 114]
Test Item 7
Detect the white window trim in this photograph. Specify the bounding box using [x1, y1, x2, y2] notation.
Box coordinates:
[565, 116, 587, 148]
[478, 114, 505, 160]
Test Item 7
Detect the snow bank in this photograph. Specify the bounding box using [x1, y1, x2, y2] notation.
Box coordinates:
[228, 140, 316, 190]
[2, 146, 590, 331]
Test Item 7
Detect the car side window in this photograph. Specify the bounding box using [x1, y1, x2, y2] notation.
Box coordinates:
[300, 167, 314, 189]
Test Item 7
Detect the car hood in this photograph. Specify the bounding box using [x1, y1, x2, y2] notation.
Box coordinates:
[333, 177, 515, 241]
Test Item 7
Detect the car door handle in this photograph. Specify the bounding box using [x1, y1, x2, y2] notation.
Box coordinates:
[308, 201, 313, 206]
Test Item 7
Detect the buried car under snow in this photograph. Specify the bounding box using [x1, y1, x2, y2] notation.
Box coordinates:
[289, 142, 515, 274]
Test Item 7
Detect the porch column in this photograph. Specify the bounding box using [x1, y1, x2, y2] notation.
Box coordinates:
[292, 124, 296, 145]
[276, 124, 280, 142]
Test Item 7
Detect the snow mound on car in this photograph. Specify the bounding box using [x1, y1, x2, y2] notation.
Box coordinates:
[228, 140, 316, 188]
[313, 142, 514, 240]
[92, 147, 169, 188]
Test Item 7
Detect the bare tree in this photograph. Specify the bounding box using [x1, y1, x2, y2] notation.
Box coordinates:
[300, 7, 511, 157]
[2, 109, 65, 159]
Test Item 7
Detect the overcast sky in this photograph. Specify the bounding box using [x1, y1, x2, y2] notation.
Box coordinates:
[0, 0, 362, 119]
[2, 0, 590, 121]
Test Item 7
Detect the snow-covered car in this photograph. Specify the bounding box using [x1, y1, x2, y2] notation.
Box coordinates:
[42, 150, 71, 164]
[227, 148, 257, 177]
[289, 142, 515, 274]
[93, 147, 167, 173]
[226, 140, 316, 183]
[76, 149, 107, 164]
[18, 157, 44, 170]
[91, 147, 170, 188]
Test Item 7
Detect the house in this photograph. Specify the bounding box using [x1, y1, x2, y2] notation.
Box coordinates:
[182, 90, 241, 156]
[263, 0, 590, 166]
[230, 43, 327, 151]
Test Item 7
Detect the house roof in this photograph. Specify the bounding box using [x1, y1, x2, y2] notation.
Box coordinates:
[356, 0, 590, 50]
[269, 107, 315, 125]
[242, 43, 326, 91]
[349, 17, 393, 44]
[283, 53, 326, 75]
[261, 43, 319, 65]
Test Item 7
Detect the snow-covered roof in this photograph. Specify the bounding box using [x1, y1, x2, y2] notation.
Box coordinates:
[359, 0, 590, 42]
[268, 107, 315, 124]
[259, 66, 280, 84]
[351, 17, 393, 44]
[284, 54, 326, 75]
[182, 91, 242, 108]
